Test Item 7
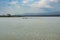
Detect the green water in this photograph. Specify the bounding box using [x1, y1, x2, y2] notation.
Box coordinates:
[0, 17, 60, 40]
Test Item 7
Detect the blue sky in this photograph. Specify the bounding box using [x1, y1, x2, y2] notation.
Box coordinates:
[0, 0, 60, 15]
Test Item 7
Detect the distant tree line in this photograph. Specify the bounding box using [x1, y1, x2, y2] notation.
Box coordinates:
[0, 14, 22, 17]
[0, 13, 60, 17]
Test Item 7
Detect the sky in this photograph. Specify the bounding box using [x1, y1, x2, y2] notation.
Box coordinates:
[0, 0, 60, 15]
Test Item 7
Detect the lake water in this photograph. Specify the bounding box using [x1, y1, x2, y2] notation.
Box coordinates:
[0, 17, 60, 40]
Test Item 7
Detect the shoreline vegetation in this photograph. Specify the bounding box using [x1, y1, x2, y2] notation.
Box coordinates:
[0, 15, 60, 17]
[0, 14, 60, 17]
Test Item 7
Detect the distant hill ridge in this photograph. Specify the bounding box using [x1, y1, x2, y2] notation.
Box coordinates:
[23, 11, 60, 15]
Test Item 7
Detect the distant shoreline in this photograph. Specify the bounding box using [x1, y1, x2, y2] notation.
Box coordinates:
[0, 15, 60, 17]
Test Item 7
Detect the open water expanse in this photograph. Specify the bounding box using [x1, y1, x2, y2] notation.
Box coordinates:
[0, 17, 60, 40]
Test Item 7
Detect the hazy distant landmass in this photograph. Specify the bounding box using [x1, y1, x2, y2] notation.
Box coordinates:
[0, 11, 60, 17]
[24, 11, 60, 15]
[22, 11, 60, 17]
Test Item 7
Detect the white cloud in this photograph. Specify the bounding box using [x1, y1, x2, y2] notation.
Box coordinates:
[22, 0, 34, 4]
[30, 0, 53, 8]
[44, 5, 53, 8]
[9, 1, 20, 8]
[9, 1, 18, 5]
[9, 0, 54, 14]
[0, 0, 59, 15]
[30, 0, 46, 7]
[22, 0, 28, 4]
[49, 0, 58, 2]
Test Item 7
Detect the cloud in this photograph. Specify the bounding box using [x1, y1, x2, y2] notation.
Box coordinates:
[8, 0, 56, 9]
[22, 0, 34, 4]
[8, 1, 20, 8]
[22, 0, 28, 4]
[44, 5, 53, 8]
[30, 0, 53, 8]
[0, 0, 60, 15]
[9, 1, 18, 5]
[0, 1, 21, 15]
[49, 0, 58, 2]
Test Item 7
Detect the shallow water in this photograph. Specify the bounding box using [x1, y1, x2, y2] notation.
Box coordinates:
[0, 17, 60, 40]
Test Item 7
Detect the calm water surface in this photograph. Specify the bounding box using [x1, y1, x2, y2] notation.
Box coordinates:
[0, 17, 60, 40]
